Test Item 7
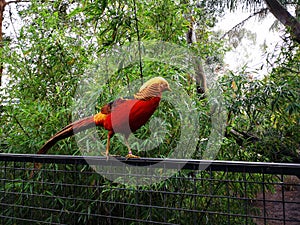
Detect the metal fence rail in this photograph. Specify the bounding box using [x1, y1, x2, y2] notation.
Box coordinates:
[1, 153, 300, 225]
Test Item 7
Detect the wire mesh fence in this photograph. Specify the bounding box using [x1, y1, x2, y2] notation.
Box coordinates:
[0, 153, 300, 225]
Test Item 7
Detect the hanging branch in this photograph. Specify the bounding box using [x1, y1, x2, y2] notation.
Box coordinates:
[133, 0, 143, 83]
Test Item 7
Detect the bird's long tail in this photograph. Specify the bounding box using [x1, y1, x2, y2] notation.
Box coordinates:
[31, 116, 97, 177]
[37, 116, 96, 155]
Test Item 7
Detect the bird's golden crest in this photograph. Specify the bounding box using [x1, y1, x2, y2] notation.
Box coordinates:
[138, 77, 170, 92]
[134, 77, 171, 100]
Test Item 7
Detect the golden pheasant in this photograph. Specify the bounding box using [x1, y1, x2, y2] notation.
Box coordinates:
[35, 77, 171, 160]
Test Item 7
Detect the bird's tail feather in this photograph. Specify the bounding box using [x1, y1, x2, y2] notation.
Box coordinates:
[30, 116, 96, 178]
[37, 116, 96, 155]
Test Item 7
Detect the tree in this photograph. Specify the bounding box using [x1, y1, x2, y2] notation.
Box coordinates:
[185, 1, 207, 95]
[265, 0, 300, 43]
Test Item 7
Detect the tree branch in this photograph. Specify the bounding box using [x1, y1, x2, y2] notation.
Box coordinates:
[264, 0, 300, 44]
[220, 8, 269, 40]
[226, 128, 260, 146]
[6, 0, 31, 5]
[12, 114, 31, 139]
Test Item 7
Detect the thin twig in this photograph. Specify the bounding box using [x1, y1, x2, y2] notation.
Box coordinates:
[220, 8, 269, 40]
[12, 114, 31, 139]
[133, 0, 143, 83]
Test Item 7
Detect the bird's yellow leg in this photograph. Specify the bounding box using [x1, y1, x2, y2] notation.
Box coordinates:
[103, 131, 120, 159]
[125, 139, 140, 159]
[105, 133, 110, 160]
[104, 131, 114, 159]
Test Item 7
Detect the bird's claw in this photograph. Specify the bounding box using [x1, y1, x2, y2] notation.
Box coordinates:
[125, 154, 140, 159]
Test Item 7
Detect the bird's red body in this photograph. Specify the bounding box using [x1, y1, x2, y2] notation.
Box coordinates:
[97, 97, 161, 136]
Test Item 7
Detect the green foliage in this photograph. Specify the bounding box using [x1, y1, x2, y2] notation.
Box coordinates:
[1, 0, 92, 154]
[218, 44, 299, 163]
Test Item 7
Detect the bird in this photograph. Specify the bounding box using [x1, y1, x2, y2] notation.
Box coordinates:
[31, 77, 171, 174]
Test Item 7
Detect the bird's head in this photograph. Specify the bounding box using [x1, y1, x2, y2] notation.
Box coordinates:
[134, 77, 171, 100]
[139, 77, 171, 92]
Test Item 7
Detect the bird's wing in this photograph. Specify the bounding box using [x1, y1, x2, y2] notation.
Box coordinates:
[100, 97, 134, 114]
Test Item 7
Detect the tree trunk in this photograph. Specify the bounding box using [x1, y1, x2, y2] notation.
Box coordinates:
[186, 16, 207, 95]
[264, 0, 300, 44]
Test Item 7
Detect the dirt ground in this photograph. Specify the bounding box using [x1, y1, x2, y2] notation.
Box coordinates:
[253, 176, 300, 225]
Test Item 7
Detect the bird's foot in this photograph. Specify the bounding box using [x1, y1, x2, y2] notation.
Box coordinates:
[125, 153, 140, 159]
[101, 152, 109, 160]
